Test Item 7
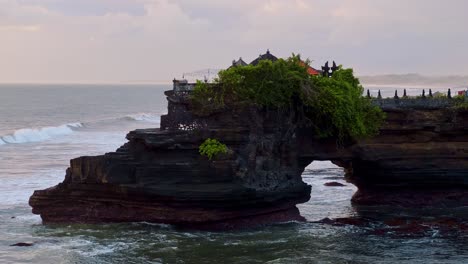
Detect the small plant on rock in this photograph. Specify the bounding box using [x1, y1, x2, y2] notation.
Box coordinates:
[199, 138, 228, 160]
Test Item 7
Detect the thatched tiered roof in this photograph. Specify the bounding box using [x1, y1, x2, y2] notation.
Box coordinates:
[249, 49, 278, 65]
[229, 57, 248, 68]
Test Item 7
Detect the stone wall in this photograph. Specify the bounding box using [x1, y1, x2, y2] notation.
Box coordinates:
[371, 98, 454, 109]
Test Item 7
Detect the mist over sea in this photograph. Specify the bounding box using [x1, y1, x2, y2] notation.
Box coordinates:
[0, 84, 467, 263]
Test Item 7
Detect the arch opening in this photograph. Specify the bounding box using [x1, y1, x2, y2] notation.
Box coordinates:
[297, 160, 358, 221]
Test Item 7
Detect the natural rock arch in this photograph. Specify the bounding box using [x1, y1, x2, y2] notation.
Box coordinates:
[29, 92, 468, 227]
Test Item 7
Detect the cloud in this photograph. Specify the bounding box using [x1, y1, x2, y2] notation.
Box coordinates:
[0, 24, 40, 31]
[16, 0, 147, 16]
[1, 0, 468, 83]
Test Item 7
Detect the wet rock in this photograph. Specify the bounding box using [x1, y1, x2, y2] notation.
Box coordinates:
[28, 90, 468, 227]
[348, 108, 468, 206]
[10, 242, 34, 247]
[324, 182, 346, 187]
[374, 217, 468, 237]
[383, 218, 407, 227]
[352, 189, 468, 207]
[29, 96, 311, 228]
[315, 217, 335, 225]
[315, 217, 367, 227]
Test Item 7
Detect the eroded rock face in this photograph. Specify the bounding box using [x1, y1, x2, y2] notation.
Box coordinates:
[29, 93, 468, 227]
[30, 92, 311, 227]
[347, 106, 468, 206]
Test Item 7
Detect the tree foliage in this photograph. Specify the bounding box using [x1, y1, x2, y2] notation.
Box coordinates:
[191, 55, 385, 141]
[199, 138, 228, 160]
[303, 68, 386, 140]
[453, 95, 468, 110]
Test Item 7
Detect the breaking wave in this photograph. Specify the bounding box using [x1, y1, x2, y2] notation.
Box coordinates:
[0, 112, 161, 146]
[0, 123, 83, 144]
[124, 113, 161, 123]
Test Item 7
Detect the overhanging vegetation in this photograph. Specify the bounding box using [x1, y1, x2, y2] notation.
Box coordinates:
[191, 55, 385, 141]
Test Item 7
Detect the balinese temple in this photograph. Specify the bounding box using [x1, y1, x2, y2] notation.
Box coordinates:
[174, 50, 319, 93]
[299, 61, 320, 76]
[229, 57, 248, 68]
[250, 49, 278, 65]
[241, 49, 320, 76]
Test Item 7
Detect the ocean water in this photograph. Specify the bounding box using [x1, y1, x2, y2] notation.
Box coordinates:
[0, 84, 467, 263]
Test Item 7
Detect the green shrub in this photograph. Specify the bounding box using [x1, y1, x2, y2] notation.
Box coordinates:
[192, 55, 309, 109]
[453, 95, 468, 109]
[191, 54, 385, 141]
[191, 80, 226, 115]
[199, 138, 228, 160]
[303, 68, 386, 140]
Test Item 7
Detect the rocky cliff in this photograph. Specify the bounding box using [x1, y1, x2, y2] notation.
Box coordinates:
[29, 91, 311, 228]
[347, 100, 468, 207]
[29, 93, 468, 227]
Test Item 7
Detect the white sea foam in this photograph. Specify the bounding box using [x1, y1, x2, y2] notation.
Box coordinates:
[0, 123, 83, 144]
[306, 160, 340, 170]
[125, 113, 161, 123]
[0, 112, 161, 146]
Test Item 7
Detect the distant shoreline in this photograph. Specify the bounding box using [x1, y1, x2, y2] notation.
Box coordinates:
[0, 82, 172, 86]
[361, 83, 449, 89]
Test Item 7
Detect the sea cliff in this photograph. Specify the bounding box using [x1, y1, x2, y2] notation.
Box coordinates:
[29, 91, 311, 228]
[29, 92, 468, 227]
[349, 99, 468, 206]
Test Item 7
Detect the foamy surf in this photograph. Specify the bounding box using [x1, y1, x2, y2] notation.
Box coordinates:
[124, 113, 161, 123]
[0, 123, 83, 144]
[0, 113, 161, 146]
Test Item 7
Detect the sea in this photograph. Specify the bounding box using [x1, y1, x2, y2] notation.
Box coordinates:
[0, 84, 467, 263]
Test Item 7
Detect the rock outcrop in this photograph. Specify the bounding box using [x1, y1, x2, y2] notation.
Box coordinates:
[29, 91, 311, 228]
[29, 92, 468, 227]
[347, 101, 468, 206]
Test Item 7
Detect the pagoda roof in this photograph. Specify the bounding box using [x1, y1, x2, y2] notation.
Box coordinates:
[249, 49, 278, 66]
[229, 57, 248, 68]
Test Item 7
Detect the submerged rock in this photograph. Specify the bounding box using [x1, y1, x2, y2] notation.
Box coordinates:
[314, 217, 368, 226]
[10, 242, 34, 247]
[324, 182, 346, 187]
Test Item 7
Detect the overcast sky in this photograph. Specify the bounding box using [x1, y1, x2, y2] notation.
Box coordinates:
[1, 0, 468, 83]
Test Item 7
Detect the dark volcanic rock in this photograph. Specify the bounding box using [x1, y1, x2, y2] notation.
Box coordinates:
[351, 189, 468, 207]
[314, 217, 367, 226]
[30, 92, 311, 227]
[324, 182, 346, 187]
[29, 91, 468, 227]
[10, 242, 34, 247]
[347, 106, 468, 206]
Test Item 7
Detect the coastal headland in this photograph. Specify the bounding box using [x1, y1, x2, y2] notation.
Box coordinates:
[29, 94, 468, 228]
[29, 54, 468, 229]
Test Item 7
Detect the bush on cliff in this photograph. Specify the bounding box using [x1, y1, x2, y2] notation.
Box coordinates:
[199, 138, 228, 160]
[193, 56, 310, 109]
[303, 68, 386, 140]
[453, 95, 468, 110]
[191, 55, 385, 141]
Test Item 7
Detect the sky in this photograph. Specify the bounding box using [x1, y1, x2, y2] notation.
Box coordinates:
[1, 0, 468, 83]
